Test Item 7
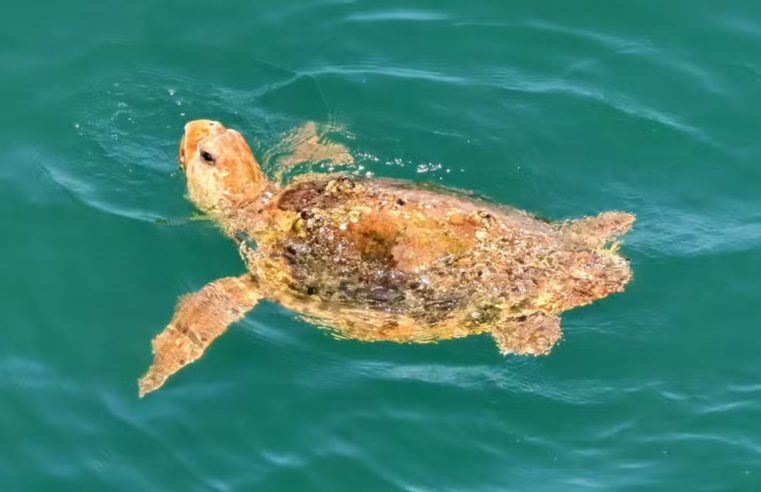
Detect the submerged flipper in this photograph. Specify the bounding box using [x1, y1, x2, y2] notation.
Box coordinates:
[264, 121, 354, 182]
[138, 274, 260, 397]
[491, 312, 562, 356]
[562, 211, 635, 248]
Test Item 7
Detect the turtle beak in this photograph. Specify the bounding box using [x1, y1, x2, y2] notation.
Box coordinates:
[178, 120, 227, 172]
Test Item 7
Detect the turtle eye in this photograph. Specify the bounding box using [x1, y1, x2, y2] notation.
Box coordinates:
[200, 150, 215, 165]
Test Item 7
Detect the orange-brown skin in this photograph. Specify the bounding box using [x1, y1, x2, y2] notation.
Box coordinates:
[138, 120, 634, 397]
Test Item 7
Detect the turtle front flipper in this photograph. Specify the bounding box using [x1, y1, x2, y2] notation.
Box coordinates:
[138, 274, 261, 397]
[491, 312, 562, 356]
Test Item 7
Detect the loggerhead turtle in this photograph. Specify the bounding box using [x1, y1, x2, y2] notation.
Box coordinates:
[138, 119, 634, 397]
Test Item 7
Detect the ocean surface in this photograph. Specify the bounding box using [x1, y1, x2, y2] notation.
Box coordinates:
[2, 1, 760, 490]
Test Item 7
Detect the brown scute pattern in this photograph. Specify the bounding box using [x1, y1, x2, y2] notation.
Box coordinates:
[242, 173, 634, 346]
[275, 176, 364, 212]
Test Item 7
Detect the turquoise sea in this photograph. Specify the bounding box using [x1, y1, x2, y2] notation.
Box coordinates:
[2, 1, 760, 490]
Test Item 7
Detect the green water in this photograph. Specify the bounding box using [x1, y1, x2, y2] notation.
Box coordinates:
[3, 1, 761, 490]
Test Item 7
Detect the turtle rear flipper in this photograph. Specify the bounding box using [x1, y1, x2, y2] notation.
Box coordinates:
[491, 312, 562, 356]
[562, 211, 635, 248]
[138, 274, 261, 397]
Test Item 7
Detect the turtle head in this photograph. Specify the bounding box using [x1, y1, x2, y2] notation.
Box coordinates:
[179, 120, 267, 216]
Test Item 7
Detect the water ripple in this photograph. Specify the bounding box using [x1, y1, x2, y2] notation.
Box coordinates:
[344, 9, 449, 23]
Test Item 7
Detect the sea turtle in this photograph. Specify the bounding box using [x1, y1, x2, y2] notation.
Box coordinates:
[138, 119, 634, 397]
